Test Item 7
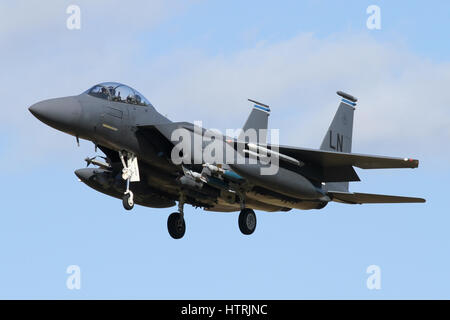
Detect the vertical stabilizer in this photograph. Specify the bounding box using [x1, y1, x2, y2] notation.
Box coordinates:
[320, 91, 357, 192]
[239, 99, 270, 144]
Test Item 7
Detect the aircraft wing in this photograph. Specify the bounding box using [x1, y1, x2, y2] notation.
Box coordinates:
[137, 122, 419, 170]
[329, 191, 426, 204]
[274, 145, 419, 169]
[136, 122, 192, 156]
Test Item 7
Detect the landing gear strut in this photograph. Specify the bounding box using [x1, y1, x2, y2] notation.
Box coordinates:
[167, 194, 186, 239]
[238, 208, 257, 235]
[119, 151, 139, 211]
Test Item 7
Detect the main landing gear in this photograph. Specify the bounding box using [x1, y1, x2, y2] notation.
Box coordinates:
[238, 208, 257, 235]
[236, 193, 256, 235]
[119, 151, 140, 211]
[167, 194, 186, 239]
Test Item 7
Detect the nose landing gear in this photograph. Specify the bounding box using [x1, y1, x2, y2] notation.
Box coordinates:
[119, 151, 140, 211]
[122, 187, 134, 211]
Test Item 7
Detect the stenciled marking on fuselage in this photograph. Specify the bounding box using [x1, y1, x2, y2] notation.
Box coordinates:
[329, 130, 344, 152]
[102, 123, 118, 131]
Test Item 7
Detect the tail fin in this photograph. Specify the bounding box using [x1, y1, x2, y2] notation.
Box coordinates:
[239, 99, 270, 144]
[320, 91, 357, 192]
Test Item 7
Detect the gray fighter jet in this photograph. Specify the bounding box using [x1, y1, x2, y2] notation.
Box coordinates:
[29, 82, 425, 239]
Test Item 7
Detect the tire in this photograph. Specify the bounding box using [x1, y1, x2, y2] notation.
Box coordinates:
[238, 208, 257, 235]
[122, 193, 134, 211]
[167, 212, 186, 239]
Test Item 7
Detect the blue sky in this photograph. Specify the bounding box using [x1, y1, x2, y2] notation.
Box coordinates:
[0, 1, 449, 299]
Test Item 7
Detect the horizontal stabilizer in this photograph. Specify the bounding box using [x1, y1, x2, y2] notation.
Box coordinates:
[329, 191, 426, 204]
[274, 145, 419, 169]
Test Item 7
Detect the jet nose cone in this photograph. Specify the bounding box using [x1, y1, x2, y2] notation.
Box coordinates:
[29, 100, 51, 121]
[29, 96, 82, 134]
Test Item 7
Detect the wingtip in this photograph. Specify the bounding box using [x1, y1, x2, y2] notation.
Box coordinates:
[404, 158, 419, 168]
[411, 197, 426, 203]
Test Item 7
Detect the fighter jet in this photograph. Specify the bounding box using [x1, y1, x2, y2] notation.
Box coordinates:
[29, 82, 425, 239]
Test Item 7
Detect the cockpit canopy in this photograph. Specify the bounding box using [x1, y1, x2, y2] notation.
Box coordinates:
[86, 82, 152, 107]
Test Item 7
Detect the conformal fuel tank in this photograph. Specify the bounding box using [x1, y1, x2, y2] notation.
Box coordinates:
[229, 164, 324, 200]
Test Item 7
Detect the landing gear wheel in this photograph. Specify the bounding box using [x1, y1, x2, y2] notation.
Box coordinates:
[122, 192, 134, 211]
[119, 150, 139, 212]
[167, 212, 186, 239]
[238, 208, 256, 235]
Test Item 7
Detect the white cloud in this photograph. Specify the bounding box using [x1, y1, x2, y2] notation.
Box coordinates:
[0, 1, 186, 39]
[146, 34, 450, 161]
[1, 3, 448, 171]
[0, 1, 191, 170]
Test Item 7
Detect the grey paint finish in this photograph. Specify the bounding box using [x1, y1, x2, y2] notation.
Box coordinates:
[319, 101, 355, 192]
[29, 96, 82, 137]
[240, 107, 269, 144]
[320, 102, 354, 154]
[29, 84, 425, 216]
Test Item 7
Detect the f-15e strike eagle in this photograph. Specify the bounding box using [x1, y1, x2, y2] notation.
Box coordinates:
[29, 82, 425, 239]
